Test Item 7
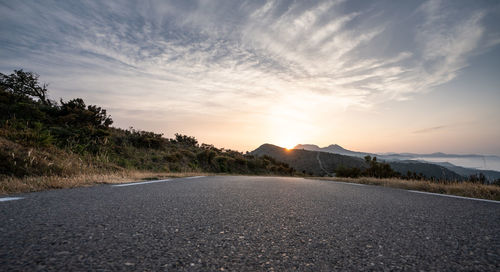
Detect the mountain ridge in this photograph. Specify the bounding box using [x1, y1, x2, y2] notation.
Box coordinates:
[253, 144, 465, 180]
[294, 143, 371, 157]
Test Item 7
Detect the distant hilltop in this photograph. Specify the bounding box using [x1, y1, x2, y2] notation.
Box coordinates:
[294, 144, 371, 157]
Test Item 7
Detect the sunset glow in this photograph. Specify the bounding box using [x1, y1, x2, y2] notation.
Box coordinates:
[1, 0, 499, 155]
[283, 144, 297, 151]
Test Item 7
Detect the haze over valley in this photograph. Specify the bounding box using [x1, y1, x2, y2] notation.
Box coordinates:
[294, 143, 500, 172]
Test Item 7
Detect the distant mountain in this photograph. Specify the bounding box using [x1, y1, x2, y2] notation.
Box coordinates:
[294, 144, 370, 157]
[431, 162, 500, 181]
[293, 144, 322, 152]
[252, 144, 366, 176]
[394, 152, 500, 159]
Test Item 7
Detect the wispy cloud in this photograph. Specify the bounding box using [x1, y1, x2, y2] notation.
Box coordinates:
[414, 0, 486, 88]
[413, 125, 447, 134]
[0, 0, 499, 146]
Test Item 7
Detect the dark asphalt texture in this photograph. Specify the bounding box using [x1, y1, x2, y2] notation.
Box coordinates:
[1, 176, 499, 271]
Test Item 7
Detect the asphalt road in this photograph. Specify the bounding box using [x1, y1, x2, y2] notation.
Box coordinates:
[1, 176, 499, 271]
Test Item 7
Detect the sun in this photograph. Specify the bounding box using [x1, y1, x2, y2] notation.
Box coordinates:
[276, 135, 299, 151]
[282, 142, 297, 150]
[287, 145, 297, 150]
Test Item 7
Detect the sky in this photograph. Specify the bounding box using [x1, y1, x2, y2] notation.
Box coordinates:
[1, 0, 500, 155]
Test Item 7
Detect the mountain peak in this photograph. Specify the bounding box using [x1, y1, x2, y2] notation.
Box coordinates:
[293, 144, 321, 151]
[326, 144, 345, 150]
[295, 143, 369, 157]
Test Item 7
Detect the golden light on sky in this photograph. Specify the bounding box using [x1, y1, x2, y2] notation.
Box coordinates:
[1, 0, 500, 155]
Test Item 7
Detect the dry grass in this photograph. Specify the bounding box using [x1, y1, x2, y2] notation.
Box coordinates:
[4, 172, 499, 201]
[0, 171, 213, 195]
[0, 171, 298, 195]
[314, 177, 500, 201]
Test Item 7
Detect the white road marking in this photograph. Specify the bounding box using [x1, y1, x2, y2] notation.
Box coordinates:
[408, 190, 500, 204]
[341, 182, 366, 186]
[324, 180, 366, 186]
[184, 176, 205, 179]
[112, 179, 171, 187]
[0, 197, 24, 202]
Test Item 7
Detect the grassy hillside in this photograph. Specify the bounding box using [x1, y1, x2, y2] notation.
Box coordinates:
[0, 70, 297, 190]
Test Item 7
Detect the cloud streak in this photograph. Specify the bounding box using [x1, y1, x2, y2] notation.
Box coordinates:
[0, 0, 499, 149]
[413, 125, 447, 134]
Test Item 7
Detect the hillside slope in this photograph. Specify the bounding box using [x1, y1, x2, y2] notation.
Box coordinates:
[0, 70, 297, 180]
[252, 144, 367, 176]
[388, 161, 464, 181]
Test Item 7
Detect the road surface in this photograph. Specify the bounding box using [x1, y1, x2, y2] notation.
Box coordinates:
[1, 176, 499, 271]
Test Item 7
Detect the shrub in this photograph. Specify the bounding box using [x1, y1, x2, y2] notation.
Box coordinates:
[214, 156, 229, 172]
[335, 156, 398, 179]
[173, 133, 198, 147]
[335, 166, 362, 178]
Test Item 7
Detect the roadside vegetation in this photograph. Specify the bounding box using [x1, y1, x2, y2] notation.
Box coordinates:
[0, 70, 297, 194]
[332, 156, 500, 200]
[336, 155, 500, 184]
[0, 171, 210, 195]
[314, 176, 500, 201]
[335, 155, 398, 179]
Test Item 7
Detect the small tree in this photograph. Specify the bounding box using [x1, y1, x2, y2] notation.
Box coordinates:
[469, 173, 487, 184]
[0, 70, 50, 105]
[363, 155, 398, 178]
